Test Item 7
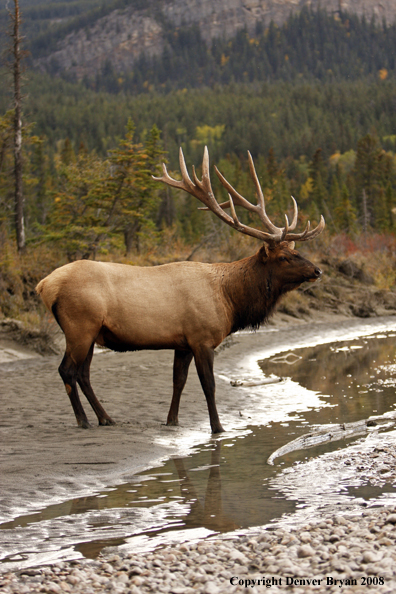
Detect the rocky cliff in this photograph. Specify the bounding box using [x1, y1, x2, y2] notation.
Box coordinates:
[36, 0, 396, 79]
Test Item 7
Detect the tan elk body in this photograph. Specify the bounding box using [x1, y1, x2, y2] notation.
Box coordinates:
[38, 260, 231, 351]
[36, 147, 325, 433]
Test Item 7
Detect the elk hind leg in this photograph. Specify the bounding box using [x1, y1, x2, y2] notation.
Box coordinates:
[167, 349, 193, 426]
[77, 343, 115, 426]
[193, 346, 224, 434]
[59, 351, 91, 429]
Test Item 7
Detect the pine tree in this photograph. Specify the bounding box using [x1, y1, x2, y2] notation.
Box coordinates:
[309, 148, 327, 209]
[334, 183, 357, 233]
[354, 134, 382, 229]
[266, 147, 278, 190]
[0, 112, 14, 237]
[46, 147, 109, 260]
[106, 120, 163, 254]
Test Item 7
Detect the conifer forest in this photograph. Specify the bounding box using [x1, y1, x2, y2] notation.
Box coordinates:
[1, 4, 396, 321]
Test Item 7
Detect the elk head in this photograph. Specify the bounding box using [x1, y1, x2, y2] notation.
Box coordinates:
[257, 240, 323, 294]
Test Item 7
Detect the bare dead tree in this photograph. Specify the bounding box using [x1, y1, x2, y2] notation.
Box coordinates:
[8, 0, 26, 252]
[362, 188, 370, 246]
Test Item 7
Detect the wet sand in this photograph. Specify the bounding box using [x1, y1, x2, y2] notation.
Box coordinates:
[1, 311, 395, 529]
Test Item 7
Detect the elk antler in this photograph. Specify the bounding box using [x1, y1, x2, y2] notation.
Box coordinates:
[153, 146, 325, 244]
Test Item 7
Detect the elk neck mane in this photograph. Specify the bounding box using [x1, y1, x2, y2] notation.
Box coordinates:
[219, 248, 282, 334]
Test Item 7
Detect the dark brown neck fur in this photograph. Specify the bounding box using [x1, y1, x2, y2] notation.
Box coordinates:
[220, 249, 283, 334]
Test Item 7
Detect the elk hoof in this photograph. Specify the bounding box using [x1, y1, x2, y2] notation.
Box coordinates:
[166, 419, 179, 426]
[211, 424, 225, 434]
[99, 418, 116, 426]
[78, 419, 92, 429]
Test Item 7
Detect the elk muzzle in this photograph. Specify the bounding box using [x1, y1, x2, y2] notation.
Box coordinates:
[309, 266, 322, 281]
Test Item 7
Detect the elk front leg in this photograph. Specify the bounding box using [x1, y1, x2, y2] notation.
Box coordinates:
[193, 346, 224, 434]
[167, 349, 193, 426]
[77, 343, 115, 426]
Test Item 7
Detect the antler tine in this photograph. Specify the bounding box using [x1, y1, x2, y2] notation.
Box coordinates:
[152, 161, 185, 190]
[280, 214, 290, 241]
[191, 148, 208, 190]
[201, 145, 211, 185]
[284, 215, 325, 242]
[178, 147, 197, 193]
[305, 215, 325, 240]
[288, 196, 298, 231]
[193, 147, 234, 218]
[214, 165, 260, 214]
[228, 193, 240, 227]
[247, 151, 264, 211]
[279, 199, 298, 240]
[246, 151, 280, 235]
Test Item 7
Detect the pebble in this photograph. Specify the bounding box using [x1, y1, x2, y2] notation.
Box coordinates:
[297, 545, 316, 558]
[386, 513, 396, 524]
[362, 550, 381, 564]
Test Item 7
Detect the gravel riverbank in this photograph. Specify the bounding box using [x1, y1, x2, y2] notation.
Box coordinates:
[1, 505, 396, 593]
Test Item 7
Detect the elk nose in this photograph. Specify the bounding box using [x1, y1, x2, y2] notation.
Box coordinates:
[313, 266, 322, 278]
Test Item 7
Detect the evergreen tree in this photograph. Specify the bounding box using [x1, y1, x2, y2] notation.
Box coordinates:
[105, 120, 164, 254]
[266, 148, 278, 190]
[0, 111, 14, 236]
[334, 183, 358, 233]
[44, 146, 110, 260]
[309, 148, 327, 209]
[354, 134, 386, 229]
[60, 138, 75, 165]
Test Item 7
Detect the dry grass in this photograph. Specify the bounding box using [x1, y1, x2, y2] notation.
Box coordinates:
[0, 241, 66, 322]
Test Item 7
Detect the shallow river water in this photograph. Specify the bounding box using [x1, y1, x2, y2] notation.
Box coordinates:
[2, 327, 396, 570]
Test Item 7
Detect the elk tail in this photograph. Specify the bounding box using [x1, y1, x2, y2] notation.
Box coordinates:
[36, 276, 59, 313]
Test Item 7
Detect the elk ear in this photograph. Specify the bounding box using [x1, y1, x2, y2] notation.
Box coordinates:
[288, 241, 295, 250]
[259, 244, 270, 260]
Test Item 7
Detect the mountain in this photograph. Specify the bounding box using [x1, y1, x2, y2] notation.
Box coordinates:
[31, 0, 396, 80]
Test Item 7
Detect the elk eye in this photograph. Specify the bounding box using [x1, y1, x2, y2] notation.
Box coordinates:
[279, 256, 287, 262]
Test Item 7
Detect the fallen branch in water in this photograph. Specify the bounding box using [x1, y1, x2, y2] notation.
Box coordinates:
[267, 411, 396, 465]
[230, 377, 284, 387]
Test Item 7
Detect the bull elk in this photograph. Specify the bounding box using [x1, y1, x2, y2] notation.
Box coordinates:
[36, 147, 324, 433]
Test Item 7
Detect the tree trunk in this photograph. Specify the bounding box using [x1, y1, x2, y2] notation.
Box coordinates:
[11, 0, 26, 252]
[124, 221, 140, 254]
[156, 188, 175, 228]
[362, 188, 369, 239]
